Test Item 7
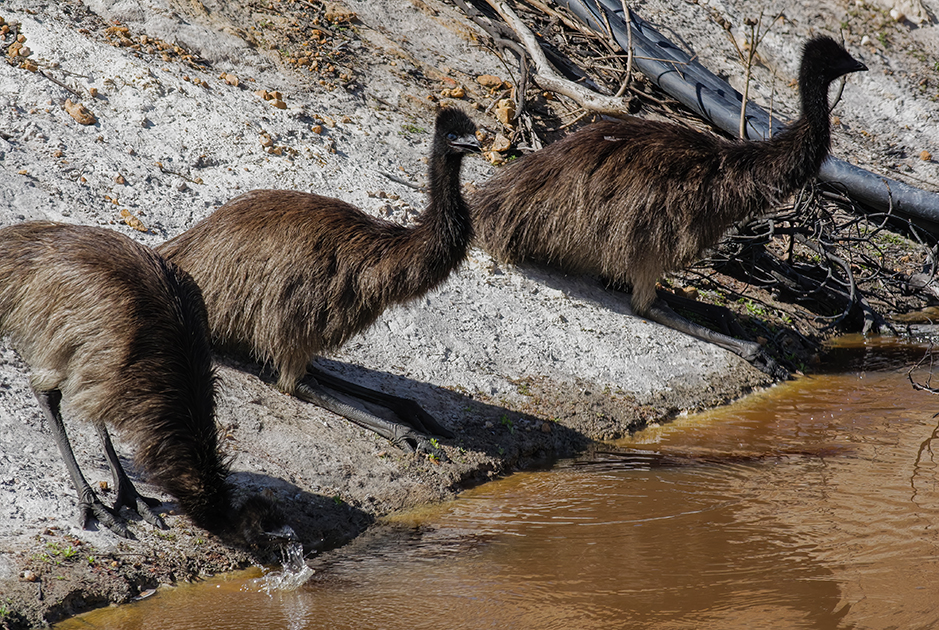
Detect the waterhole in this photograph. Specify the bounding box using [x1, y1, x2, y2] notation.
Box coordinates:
[56, 335, 939, 629]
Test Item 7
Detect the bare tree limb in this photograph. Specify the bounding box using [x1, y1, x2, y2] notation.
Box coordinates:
[482, 0, 632, 117]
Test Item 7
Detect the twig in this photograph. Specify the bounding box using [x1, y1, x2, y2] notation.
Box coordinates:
[615, 0, 634, 98]
[481, 0, 632, 117]
[380, 171, 423, 191]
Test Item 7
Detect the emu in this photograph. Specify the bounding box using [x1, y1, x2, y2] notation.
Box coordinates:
[470, 36, 867, 375]
[0, 222, 291, 544]
[158, 107, 480, 451]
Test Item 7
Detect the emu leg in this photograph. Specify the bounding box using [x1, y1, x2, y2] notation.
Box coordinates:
[294, 373, 448, 454]
[643, 298, 789, 380]
[309, 366, 454, 438]
[32, 388, 132, 538]
[95, 425, 168, 530]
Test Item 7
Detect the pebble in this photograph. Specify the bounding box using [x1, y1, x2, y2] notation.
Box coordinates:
[64, 99, 96, 125]
[21, 570, 37, 582]
[495, 99, 516, 126]
[921, 150, 932, 161]
[476, 74, 504, 89]
[120, 208, 148, 232]
[490, 133, 511, 152]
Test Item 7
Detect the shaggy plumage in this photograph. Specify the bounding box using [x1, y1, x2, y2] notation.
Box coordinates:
[158, 107, 480, 448]
[0, 222, 289, 543]
[470, 36, 866, 368]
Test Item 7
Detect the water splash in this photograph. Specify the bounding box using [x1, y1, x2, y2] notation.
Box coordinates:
[246, 540, 315, 594]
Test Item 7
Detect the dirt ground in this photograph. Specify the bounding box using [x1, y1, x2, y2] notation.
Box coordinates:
[0, 0, 937, 626]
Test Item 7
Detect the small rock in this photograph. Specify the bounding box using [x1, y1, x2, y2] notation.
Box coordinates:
[921, 150, 932, 162]
[495, 98, 516, 126]
[676, 286, 699, 300]
[259, 133, 274, 148]
[64, 99, 96, 125]
[120, 208, 148, 232]
[861, 35, 871, 46]
[324, 2, 357, 23]
[21, 570, 37, 582]
[541, 422, 552, 433]
[476, 74, 505, 89]
[271, 98, 287, 109]
[889, 8, 904, 21]
[311, 124, 323, 134]
[490, 133, 511, 153]
[114, 174, 126, 185]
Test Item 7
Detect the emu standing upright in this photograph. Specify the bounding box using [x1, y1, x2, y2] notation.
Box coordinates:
[0, 222, 290, 543]
[470, 36, 867, 374]
[158, 107, 480, 451]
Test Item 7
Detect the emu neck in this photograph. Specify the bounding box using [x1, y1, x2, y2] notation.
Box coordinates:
[750, 69, 835, 198]
[414, 141, 472, 268]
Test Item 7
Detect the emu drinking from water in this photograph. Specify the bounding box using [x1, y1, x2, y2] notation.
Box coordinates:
[0, 222, 290, 543]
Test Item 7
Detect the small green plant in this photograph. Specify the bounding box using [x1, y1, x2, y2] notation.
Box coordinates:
[400, 123, 425, 135]
[877, 31, 888, 47]
[429, 437, 440, 449]
[498, 446, 505, 456]
[428, 453, 440, 464]
[500, 414, 515, 434]
[87, 556, 96, 565]
[332, 494, 344, 506]
[516, 383, 532, 397]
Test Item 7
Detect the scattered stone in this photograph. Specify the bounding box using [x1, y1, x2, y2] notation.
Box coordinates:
[676, 286, 699, 300]
[120, 208, 147, 232]
[490, 133, 511, 153]
[494, 98, 516, 126]
[64, 99, 96, 125]
[312, 124, 323, 134]
[259, 132, 274, 148]
[219, 72, 239, 87]
[476, 74, 504, 89]
[922, 150, 932, 161]
[271, 99, 287, 109]
[114, 174, 126, 185]
[324, 2, 357, 23]
[21, 570, 37, 582]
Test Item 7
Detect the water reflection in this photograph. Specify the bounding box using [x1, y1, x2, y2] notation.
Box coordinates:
[57, 336, 939, 630]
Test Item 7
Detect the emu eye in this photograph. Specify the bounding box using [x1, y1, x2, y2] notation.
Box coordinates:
[446, 132, 458, 142]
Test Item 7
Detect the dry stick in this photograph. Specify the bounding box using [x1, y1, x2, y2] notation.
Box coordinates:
[482, 0, 632, 117]
[615, 0, 634, 97]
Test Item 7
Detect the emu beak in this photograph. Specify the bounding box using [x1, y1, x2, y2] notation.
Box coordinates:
[265, 524, 298, 544]
[451, 134, 482, 154]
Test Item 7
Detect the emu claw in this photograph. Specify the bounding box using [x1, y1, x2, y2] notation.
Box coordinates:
[390, 427, 449, 461]
[750, 351, 790, 381]
[79, 495, 133, 539]
[114, 480, 168, 530]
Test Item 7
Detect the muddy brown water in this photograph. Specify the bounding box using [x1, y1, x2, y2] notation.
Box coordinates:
[56, 335, 939, 629]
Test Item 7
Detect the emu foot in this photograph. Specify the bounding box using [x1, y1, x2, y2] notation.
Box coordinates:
[78, 489, 133, 539]
[387, 397, 455, 439]
[113, 482, 167, 530]
[749, 350, 790, 381]
[387, 424, 449, 460]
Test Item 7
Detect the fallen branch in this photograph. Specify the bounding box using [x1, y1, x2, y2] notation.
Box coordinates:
[480, 0, 632, 117]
